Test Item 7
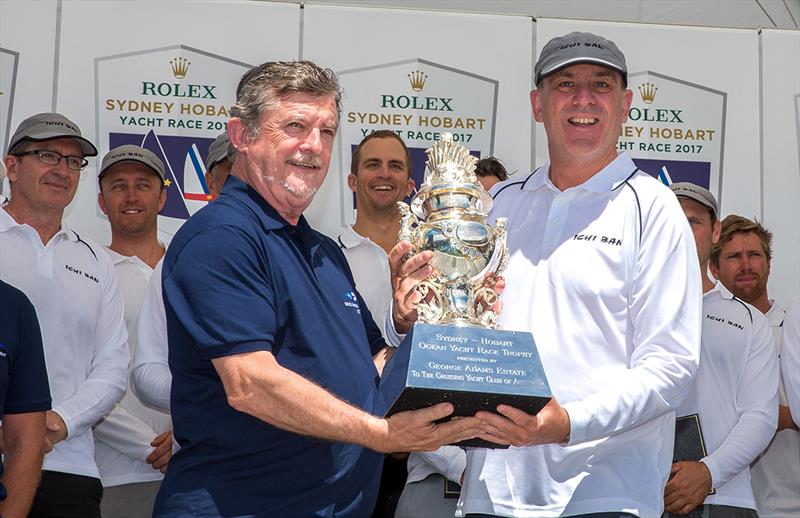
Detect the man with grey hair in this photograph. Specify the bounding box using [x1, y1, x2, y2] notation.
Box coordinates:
[153, 61, 481, 518]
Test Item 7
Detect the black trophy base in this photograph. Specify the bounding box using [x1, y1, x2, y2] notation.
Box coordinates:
[386, 386, 550, 448]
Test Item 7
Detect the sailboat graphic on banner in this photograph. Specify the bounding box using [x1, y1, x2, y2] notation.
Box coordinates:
[129, 130, 214, 221]
[183, 143, 213, 203]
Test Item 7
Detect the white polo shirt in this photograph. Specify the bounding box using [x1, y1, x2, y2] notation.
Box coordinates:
[337, 225, 392, 341]
[131, 259, 171, 413]
[93, 249, 172, 487]
[781, 301, 800, 428]
[751, 302, 800, 517]
[0, 207, 128, 479]
[457, 153, 702, 518]
[676, 283, 778, 510]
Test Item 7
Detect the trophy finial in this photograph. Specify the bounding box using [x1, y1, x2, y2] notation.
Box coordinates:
[424, 133, 478, 185]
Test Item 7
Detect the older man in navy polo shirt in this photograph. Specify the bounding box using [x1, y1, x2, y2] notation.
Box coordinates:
[154, 61, 481, 518]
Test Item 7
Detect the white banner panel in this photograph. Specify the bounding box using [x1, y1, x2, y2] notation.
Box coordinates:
[534, 18, 759, 219]
[761, 29, 800, 306]
[302, 5, 533, 239]
[55, 0, 300, 245]
[0, 0, 58, 151]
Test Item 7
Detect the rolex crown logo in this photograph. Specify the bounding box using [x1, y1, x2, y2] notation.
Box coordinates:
[170, 57, 191, 79]
[638, 82, 657, 104]
[408, 70, 427, 92]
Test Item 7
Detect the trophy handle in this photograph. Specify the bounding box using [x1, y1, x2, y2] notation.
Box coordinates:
[469, 217, 508, 285]
[398, 201, 419, 255]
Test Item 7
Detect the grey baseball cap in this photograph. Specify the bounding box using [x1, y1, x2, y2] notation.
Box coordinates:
[670, 182, 718, 218]
[534, 32, 627, 85]
[205, 132, 233, 171]
[7, 112, 98, 156]
[99, 145, 165, 182]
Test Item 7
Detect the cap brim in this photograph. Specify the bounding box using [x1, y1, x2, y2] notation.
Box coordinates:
[538, 58, 627, 83]
[99, 158, 164, 180]
[19, 133, 99, 157]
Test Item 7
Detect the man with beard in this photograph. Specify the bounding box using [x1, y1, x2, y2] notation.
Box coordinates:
[1, 112, 128, 518]
[665, 183, 777, 517]
[153, 61, 481, 518]
[94, 145, 173, 518]
[711, 215, 800, 517]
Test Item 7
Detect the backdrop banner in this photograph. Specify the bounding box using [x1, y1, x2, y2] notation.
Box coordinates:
[96, 45, 252, 240]
[534, 18, 759, 218]
[760, 29, 800, 306]
[302, 5, 533, 239]
[54, 0, 300, 245]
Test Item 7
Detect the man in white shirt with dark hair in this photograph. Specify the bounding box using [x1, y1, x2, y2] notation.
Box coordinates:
[667, 182, 778, 517]
[93, 144, 173, 518]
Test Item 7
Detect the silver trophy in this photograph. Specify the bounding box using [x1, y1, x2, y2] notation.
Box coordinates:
[398, 133, 508, 328]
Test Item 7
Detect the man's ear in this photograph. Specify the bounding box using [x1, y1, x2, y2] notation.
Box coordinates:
[98, 191, 109, 216]
[347, 173, 357, 193]
[531, 89, 544, 123]
[227, 118, 250, 155]
[405, 177, 415, 197]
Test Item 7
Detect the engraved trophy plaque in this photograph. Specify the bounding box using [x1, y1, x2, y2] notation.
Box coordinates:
[379, 134, 552, 448]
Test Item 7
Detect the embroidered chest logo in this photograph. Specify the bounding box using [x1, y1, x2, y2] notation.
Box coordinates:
[343, 291, 361, 314]
[64, 264, 100, 284]
[706, 313, 744, 330]
[572, 233, 623, 246]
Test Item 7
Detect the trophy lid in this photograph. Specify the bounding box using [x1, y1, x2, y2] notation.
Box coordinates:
[411, 133, 493, 218]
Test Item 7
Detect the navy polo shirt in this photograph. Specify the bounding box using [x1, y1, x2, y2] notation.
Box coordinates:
[0, 280, 52, 501]
[155, 175, 386, 518]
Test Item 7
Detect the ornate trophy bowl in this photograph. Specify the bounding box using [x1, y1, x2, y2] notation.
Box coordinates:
[380, 134, 551, 448]
[398, 134, 508, 327]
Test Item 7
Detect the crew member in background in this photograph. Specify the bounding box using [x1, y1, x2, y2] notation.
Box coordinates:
[93, 145, 173, 518]
[666, 182, 778, 517]
[710, 215, 800, 517]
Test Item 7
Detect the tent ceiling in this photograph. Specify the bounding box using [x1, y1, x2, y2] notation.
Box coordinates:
[273, 0, 799, 30]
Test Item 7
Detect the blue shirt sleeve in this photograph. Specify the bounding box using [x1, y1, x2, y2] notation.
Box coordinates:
[163, 223, 276, 360]
[1, 282, 52, 416]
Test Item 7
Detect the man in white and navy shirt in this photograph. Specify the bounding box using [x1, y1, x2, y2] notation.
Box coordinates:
[389, 32, 702, 517]
[0, 112, 128, 518]
[93, 145, 173, 518]
[666, 182, 778, 517]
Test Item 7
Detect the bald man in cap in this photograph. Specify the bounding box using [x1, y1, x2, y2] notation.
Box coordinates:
[204, 132, 233, 198]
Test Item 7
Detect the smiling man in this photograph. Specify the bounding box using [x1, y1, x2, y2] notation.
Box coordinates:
[0, 112, 128, 518]
[389, 33, 702, 517]
[339, 130, 415, 338]
[153, 61, 481, 518]
[94, 145, 173, 518]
